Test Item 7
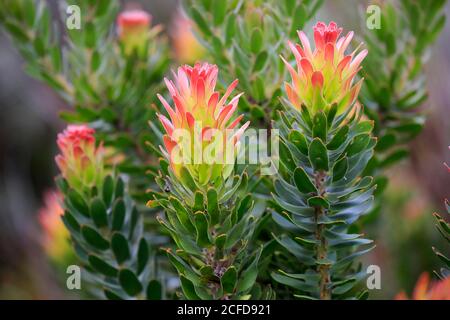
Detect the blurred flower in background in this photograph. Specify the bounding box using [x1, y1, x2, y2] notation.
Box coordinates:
[396, 273, 450, 300]
[170, 10, 206, 64]
[117, 9, 152, 55]
[38, 191, 72, 264]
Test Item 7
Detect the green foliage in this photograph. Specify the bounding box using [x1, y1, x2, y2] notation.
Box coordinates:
[149, 161, 266, 299]
[184, 0, 324, 126]
[58, 174, 163, 299]
[271, 102, 375, 299]
[362, 0, 446, 173]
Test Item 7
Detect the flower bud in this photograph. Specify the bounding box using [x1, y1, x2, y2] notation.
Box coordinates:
[55, 125, 105, 191]
[117, 9, 151, 55]
[283, 21, 367, 113]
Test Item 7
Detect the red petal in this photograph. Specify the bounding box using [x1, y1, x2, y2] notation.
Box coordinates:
[311, 71, 324, 87]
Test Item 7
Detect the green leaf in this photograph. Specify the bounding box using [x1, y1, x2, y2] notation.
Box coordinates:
[250, 28, 263, 54]
[293, 167, 317, 193]
[194, 212, 211, 246]
[385, 33, 396, 56]
[312, 112, 327, 141]
[88, 255, 118, 277]
[115, 178, 124, 198]
[215, 233, 227, 250]
[112, 199, 126, 231]
[290, 4, 307, 37]
[169, 196, 196, 233]
[119, 269, 143, 296]
[84, 22, 96, 48]
[355, 121, 374, 134]
[5, 21, 29, 42]
[237, 250, 261, 293]
[137, 238, 149, 274]
[180, 275, 200, 299]
[68, 189, 89, 217]
[327, 125, 349, 150]
[81, 225, 109, 250]
[104, 289, 123, 300]
[207, 188, 220, 225]
[375, 133, 396, 152]
[212, 0, 227, 25]
[380, 149, 409, 168]
[346, 134, 371, 157]
[309, 138, 329, 171]
[147, 280, 162, 300]
[332, 157, 348, 182]
[111, 232, 130, 264]
[236, 195, 253, 223]
[102, 175, 114, 206]
[193, 191, 205, 212]
[90, 197, 108, 228]
[190, 7, 212, 37]
[62, 211, 80, 233]
[221, 266, 238, 293]
[289, 130, 308, 155]
[33, 37, 45, 56]
[128, 207, 139, 240]
[327, 103, 338, 126]
[279, 140, 296, 172]
[225, 14, 236, 45]
[253, 51, 268, 72]
[91, 49, 101, 72]
[307, 196, 330, 208]
[179, 167, 197, 191]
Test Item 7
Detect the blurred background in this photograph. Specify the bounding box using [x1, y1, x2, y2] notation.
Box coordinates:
[0, 0, 449, 299]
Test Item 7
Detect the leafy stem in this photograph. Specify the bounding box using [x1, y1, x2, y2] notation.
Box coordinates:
[314, 170, 330, 300]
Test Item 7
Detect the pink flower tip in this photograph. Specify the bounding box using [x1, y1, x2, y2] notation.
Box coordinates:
[117, 10, 151, 28]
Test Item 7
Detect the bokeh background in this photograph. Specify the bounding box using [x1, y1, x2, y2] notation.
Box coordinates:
[0, 0, 449, 299]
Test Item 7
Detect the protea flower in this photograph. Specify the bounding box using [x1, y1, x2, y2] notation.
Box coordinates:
[157, 62, 249, 186]
[283, 21, 367, 113]
[55, 125, 105, 192]
[396, 273, 450, 300]
[38, 191, 71, 262]
[117, 9, 151, 55]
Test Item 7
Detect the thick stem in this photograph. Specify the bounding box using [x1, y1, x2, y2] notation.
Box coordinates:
[314, 171, 331, 300]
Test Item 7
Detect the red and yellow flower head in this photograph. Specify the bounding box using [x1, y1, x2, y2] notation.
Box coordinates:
[55, 125, 105, 191]
[283, 21, 367, 113]
[117, 9, 151, 55]
[157, 62, 249, 185]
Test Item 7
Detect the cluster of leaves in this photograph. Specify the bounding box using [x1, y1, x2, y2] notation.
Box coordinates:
[56, 173, 163, 299]
[184, 0, 323, 126]
[432, 150, 450, 279]
[361, 0, 447, 193]
[147, 158, 271, 299]
[0, 0, 170, 196]
[271, 101, 376, 299]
